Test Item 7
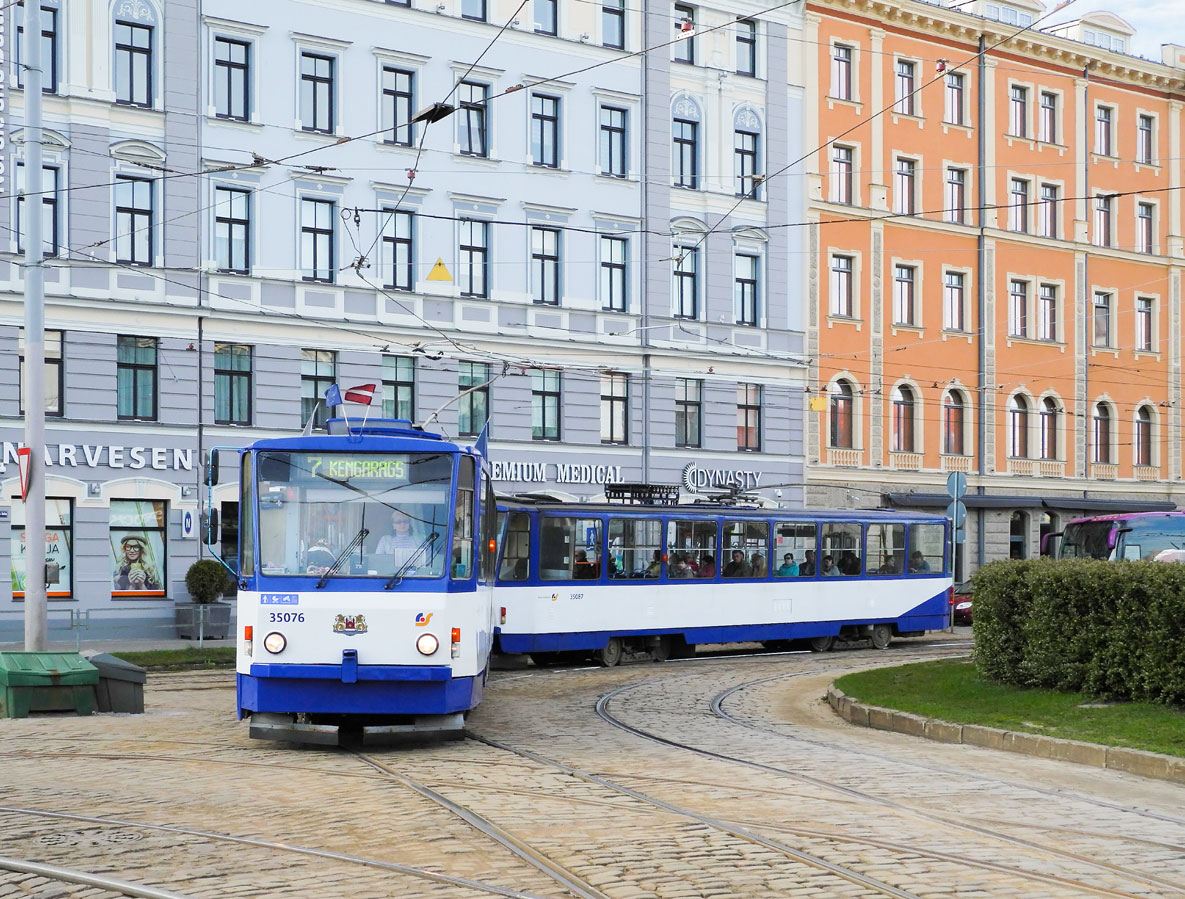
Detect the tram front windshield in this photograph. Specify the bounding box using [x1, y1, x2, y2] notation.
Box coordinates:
[256, 451, 453, 578]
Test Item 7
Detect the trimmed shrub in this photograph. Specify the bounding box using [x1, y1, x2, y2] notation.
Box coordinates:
[185, 559, 231, 604]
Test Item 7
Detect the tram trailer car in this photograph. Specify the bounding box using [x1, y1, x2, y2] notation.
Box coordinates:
[494, 500, 952, 665]
[215, 420, 497, 744]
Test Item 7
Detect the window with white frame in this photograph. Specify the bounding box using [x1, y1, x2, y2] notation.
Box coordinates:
[1092, 403, 1112, 463]
[892, 265, 915, 326]
[1093, 291, 1112, 347]
[831, 44, 852, 100]
[214, 186, 250, 274]
[534, 0, 557, 34]
[1009, 395, 1029, 458]
[115, 20, 153, 107]
[675, 378, 701, 448]
[1040, 397, 1058, 459]
[673, 3, 695, 64]
[673, 245, 699, 318]
[382, 355, 414, 421]
[1135, 406, 1153, 466]
[299, 52, 334, 133]
[891, 384, 915, 453]
[16, 163, 59, 257]
[1008, 279, 1028, 338]
[531, 226, 560, 305]
[894, 60, 916, 116]
[943, 271, 965, 331]
[830, 255, 853, 317]
[115, 176, 154, 265]
[735, 253, 758, 325]
[458, 82, 489, 157]
[1094, 106, 1113, 156]
[1038, 284, 1057, 342]
[1038, 183, 1058, 238]
[531, 94, 560, 168]
[1009, 178, 1029, 233]
[214, 37, 249, 121]
[944, 72, 964, 125]
[943, 391, 966, 455]
[672, 117, 698, 188]
[1136, 296, 1154, 352]
[1093, 195, 1112, 248]
[737, 384, 761, 451]
[1137, 114, 1154, 164]
[459, 219, 489, 297]
[945, 167, 966, 224]
[531, 370, 561, 440]
[600, 235, 627, 311]
[1038, 91, 1057, 143]
[382, 66, 414, 147]
[602, 0, 624, 49]
[894, 158, 916, 215]
[381, 209, 414, 291]
[830, 381, 854, 448]
[734, 129, 759, 199]
[1137, 202, 1154, 254]
[599, 106, 627, 177]
[1009, 86, 1028, 138]
[300, 197, 335, 282]
[831, 145, 853, 204]
[600, 373, 628, 444]
[16, 5, 58, 93]
[736, 19, 756, 76]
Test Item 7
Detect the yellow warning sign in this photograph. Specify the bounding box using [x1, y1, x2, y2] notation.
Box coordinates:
[809, 396, 828, 412]
[427, 257, 452, 282]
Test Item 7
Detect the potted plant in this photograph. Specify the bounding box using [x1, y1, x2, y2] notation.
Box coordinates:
[175, 559, 233, 640]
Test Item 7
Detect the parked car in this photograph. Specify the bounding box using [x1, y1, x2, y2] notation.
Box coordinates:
[950, 581, 973, 626]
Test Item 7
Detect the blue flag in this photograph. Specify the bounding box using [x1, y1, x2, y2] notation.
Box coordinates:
[475, 420, 489, 462]
[324, 384, 343, 408]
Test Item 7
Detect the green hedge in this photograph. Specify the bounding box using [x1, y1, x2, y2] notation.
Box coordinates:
[972, 559, 1185, 705]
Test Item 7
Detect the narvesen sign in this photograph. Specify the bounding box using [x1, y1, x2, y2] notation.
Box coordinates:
[681, 462, 762, 492]
[0, 442, 195, 474]
[490, 461, 626, 485]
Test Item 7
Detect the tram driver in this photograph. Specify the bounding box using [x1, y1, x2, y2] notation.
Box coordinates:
[377, 510, 421, 569]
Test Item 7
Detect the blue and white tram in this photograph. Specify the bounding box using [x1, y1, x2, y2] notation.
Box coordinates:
[494, 498, 951, 664]
[217, 420, 497, 743]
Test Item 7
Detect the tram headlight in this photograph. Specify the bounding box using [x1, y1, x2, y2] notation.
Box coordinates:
[263, 631, 287, 654]
[416, 633, 439, 656]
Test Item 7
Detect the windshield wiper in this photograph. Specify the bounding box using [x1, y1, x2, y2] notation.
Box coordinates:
[384, 532, 440, 590]
[316, 528, 370, 588]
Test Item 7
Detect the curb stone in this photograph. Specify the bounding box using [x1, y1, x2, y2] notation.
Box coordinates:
[826, 685, 1185, 785]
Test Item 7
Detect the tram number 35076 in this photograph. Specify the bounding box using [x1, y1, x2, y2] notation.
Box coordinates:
[268, 612, 306, 623]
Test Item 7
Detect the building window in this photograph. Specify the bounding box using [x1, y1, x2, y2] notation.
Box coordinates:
[675, 378, 701, 448]
[117, 336, 158, 421]
[674, 4, 694, 64]
[1008, 280, 1028, 338]
[534, 0, 557, 34]
[110, 500, 167, 596]
[381, 209, 414, 291]
[1094, 106, 1113, 156]
[381, 67, 414, 147]
[1009, 395, 1029, 458]
[894, 60, 915, 116]
[10, 498, 72, 599]
[1009, 178, 1029, 233]
[114, 21, 152, 106]
[18, 328, 62, 417]
[1039, 91, 1057, 143]
[458, 81, 489, 157]
[736, 19, 756, 76]
[531, 369, 561, 440]
[213, 37, 249, 121]
[531, 226, 560, 305]
[600, 373, 628, 444]
[892, 265, 915, 326]
[458, 362, 490, 437]
[734, 129, 759, 198]
[214, 187, 250, 274]
[16, 6, 57, 92]
[1038, 183, 1058, 238]
[382, 355, 415, 421]
[891, 384, 915, 453]
[115, 177, 154, 265]
[462, 0, 485, 21]
[602, 0, 624, 49]
[830, 255, 853, 317]
[673, 118, 698, 188]
[299, 52, 334, 133]
[1137, 203, 1154, 254]
[831, 145, 853, 204]
[1038, 284, 1057, 342]
[945, 167, 965, 224]
[300, 349, 335, 431]
[944, 271, 965, 331]
[459, 219, 489, 298]
[600, 235, 627, 311]
[894, 158, 916, 215]
[1136, 296, 1154, 352]
[830, 382, 854, 448]
[737, 384, 761, 451]
[1040, 397, 1058, 460]
[1135, 406, 1153, 466]
[1093, 195, 1112, 247]
[599, 106, 627, 177]
[1137, 114, 1154, 165]
[1092, 403, 1111, 463]
[1009, 511, 1028, 559]
[944, 72, 964, 125]
[16, 164, 59, 256]
[735, 253, 758, 325]
[673, 245, 699, 318]
[531, 94, 560, 167]
[943, 392, 965, 455]
[831, 44, 852, 100]
[300, 198, 335, 282]
[1093, 291, 1111, 347]
[213, 343, 252, 426]
[1009, 85, 1027, 137]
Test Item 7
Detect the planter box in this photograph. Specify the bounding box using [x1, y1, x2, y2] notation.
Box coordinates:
[174, 602, 232, 640]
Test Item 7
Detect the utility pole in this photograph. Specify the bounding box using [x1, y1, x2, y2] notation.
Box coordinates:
[23, 0, 47, 651]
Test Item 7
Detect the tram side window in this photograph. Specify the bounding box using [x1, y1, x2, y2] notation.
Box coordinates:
[722, 520, 769, 578]
[498, 511, 532, 581]
[867, 523, 906, 576]
[908, 523, 946, 574]
[821, 522, 862, 576]
[452, 456, 475, 579]
[774, 522, 815, 576]
[240, 453, 254, 578]
[540, 517, 602, 580]
[479, 476, 497, 582]
[608, 518, 663, 579]
[667, 519, 718, 578]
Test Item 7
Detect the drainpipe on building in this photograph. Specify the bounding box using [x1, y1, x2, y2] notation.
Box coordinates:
[975, 34, 987, 574]
[196, 312, 206, 561]
[1082, 63, 1091, 490]
[640, 1, 652, 484]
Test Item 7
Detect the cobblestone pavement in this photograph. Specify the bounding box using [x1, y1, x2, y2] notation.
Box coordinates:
[2, 635, 1184, 898]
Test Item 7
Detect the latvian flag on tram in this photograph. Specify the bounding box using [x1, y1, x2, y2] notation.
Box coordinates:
[324, 383, 378, 407]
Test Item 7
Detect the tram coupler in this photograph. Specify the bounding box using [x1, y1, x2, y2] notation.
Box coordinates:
[249, 712, 340, 745]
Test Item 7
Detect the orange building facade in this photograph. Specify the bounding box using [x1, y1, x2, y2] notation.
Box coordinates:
[802, 0, 1185, 577]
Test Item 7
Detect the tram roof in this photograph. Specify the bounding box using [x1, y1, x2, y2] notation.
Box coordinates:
[244, 433, 467, 454]
[497, 499, 945, 521]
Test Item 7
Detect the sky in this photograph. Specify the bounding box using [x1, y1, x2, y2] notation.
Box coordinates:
[1052, 0, 1180, 61]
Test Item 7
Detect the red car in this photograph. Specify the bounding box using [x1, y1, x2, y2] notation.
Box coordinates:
[950, 582, 973, 626]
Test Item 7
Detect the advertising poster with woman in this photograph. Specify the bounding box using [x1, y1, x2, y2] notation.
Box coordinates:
[110, 500, 166, 597]
[10, 498, 73, 598]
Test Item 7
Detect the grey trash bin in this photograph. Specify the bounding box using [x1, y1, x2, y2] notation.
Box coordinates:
[81, 652, 146, 714]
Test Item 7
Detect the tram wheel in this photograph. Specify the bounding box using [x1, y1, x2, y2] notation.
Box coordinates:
[809, 636, 835, 653]
[651, 636, 672, 662]
[870, 624, 893, 651]
[598, 637, 623, 667]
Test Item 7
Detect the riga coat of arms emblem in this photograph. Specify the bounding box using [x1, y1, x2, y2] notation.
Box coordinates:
[332, 613, 368, 636]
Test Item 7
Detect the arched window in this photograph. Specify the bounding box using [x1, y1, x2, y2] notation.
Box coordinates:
[891, 384, 915, 453]
[1135, 405, 1153, 466]
[1040, 397, 1059, 460]
[1009, 511, 1028, 559]
[1009, 395, 1029, 458]
[830, 381, 854, 448]
[1092, 402, 1111, 463]
[943, 391, 965, 455]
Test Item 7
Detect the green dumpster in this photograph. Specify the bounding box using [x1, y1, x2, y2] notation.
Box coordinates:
[0, 652, 99, 718]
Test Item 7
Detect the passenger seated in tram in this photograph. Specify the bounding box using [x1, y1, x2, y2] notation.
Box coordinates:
[750, 552, 767, 577]
[878, 554, 899, 575]
[839, 550, 861, 576]
[776, 553, 799, 577]
[669, 554, 694, 578]
[696, 554, 716, 578]
[909, 550, 932, 573]
[799, 550, 816, 576]
[821, 554, 840, 577]
[644, 550, 663, 578]
[573, 549, 598, 579]
[723, 549, 751, 578]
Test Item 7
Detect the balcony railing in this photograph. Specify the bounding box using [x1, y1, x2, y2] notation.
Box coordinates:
[889, 451, 923, 470]
[827, 448, 862, 467]
[941, 454, 973, 473]
[1134, 465, 1161, 481]
[1038, 460, 1065, 478]
[1091, 462, 1118, 480]
[1007, 458, 1036, 476]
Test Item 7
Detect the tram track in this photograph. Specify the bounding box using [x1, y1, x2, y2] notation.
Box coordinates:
[0, 854, 194, 899]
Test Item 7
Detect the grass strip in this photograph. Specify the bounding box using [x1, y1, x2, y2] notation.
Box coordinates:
[109, 647, 236, 671]
[834, 659, 1185, 758]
